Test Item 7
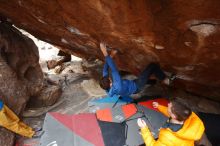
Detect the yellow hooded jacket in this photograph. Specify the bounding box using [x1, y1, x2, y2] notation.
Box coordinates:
[140, 105, 205, 146]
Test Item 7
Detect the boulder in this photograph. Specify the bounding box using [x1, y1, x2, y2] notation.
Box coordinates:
[0, 23, 44, 146]
[27, 85, 62, 108]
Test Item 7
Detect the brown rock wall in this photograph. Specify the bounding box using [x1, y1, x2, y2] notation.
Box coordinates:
[0, 23, 44, 146]
[0, 0, 220, 100]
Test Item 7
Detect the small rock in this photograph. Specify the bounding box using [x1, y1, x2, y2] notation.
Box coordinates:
[54, 65, 65, 74]
[46, 60, 57, 70]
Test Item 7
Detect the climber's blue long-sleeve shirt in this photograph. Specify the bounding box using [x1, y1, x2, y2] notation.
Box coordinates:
[103, 56, 137, 97]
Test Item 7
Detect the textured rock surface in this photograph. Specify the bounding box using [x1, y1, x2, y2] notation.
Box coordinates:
[0, 128, 14, 146]
[27, 84, 62, 108]
[0, 0, 220, 100]
[0, 23, 44, 146]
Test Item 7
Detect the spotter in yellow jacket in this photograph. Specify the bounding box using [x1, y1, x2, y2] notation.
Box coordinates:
[138, 98, 205, 146]
[0, 100, 35, 138]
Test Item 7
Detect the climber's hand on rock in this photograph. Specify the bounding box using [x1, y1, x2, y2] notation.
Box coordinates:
[100, 42, 108, 57]
[110, 49, 118, 58]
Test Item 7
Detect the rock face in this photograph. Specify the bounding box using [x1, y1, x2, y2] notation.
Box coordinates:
[27, 84, 62, 108]
[0, 23, 44, 146]
[0, 1, 220, 100]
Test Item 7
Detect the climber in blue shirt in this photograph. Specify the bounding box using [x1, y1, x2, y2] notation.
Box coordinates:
[99, 42, 174, 97]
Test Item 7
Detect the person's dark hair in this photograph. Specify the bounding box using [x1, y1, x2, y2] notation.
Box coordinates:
[170, 98, 192, 121]
[99, 76, 111, 90]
